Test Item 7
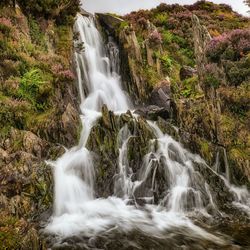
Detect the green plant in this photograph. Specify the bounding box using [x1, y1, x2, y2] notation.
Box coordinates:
[28, 17, 47, 49]
[160, 54, 173, 74]
[18, 68, 52, 111]
[154, 13, 168, 26]
[181, 88, 192, 98]
[204, 74, 221, 88]
[162, 30, 173, 45]
[119, 21, 129, 30]
[180, 76, 200, 98]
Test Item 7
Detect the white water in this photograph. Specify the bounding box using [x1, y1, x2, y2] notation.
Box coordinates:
[46, 14, 250, 246]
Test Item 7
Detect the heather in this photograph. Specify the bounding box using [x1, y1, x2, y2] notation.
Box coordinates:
[120, 1, 249, 103]
[205, 29, 250, 87]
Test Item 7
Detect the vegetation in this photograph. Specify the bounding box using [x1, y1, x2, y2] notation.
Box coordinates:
[0, 0, 80, 24]
[205, 29, 250, 87]
[122, 0, 250, 98]
[0, 1, 80, 248]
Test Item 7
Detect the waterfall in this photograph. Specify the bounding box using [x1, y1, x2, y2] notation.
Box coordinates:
[45, 14, 250, 246]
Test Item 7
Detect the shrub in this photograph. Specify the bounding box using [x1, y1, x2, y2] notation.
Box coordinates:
[153, 13, 168, 26]
[204, 63, 223, 88]
[223, 58, 250, 86]
[28, 17, 47, 49]
[206, 29, 250, 62]
[148, 30, 162, 46]
[17, 0, 80, 25]
[0, 17, 13, 36]
[204, 74, 221, 88]
[206, 29, 250, 87]
[0, 0, 15, 7]
[52, 64, 75, 80]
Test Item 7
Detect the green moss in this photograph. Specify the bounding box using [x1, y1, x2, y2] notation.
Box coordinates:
[200, 140, 210, 158]
[119, 21, 129, 30]
[142, 65, 161, 88]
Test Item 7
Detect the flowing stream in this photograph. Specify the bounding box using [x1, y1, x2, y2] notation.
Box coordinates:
[45, 14, 250, 249]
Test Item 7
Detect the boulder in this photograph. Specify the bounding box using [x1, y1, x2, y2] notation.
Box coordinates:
[150, 79, 171, 109]
[135, 105, 170, 120]
[61, 103, 80, 146]
[23, 131, 48, 158]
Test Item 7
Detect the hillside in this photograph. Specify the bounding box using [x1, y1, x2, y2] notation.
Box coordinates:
[98, 0, 250, 186]
[0, 1, 80, 248]
[0, 0, 250, 249]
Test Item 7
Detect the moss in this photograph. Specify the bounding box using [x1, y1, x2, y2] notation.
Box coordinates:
[230, 147, 250, 160]
[142, 65, 161, 88]
[199, 139, 213, 162]
[0, 215, 22, 250]
[119, 21, 129, 30]
[54, 25, 73, 59]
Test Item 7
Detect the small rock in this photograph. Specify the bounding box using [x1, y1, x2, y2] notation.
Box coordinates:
[180, 66, 197, 80]
[135, 105, 170, 120]
[150, 79, 171, 110]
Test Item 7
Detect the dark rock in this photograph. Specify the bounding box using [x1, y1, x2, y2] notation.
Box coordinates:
[135, 105, 170, 121]
[150, 80, 171, 109]
[87, 106, 155, 198]
[180, 66, 197, 80]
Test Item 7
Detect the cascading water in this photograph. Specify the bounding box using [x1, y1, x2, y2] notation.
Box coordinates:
[46, 14, 250, 248]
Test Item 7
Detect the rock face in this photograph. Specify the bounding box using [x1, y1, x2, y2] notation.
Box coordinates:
[184, 15, 250, 184]
[97, 13, 164, 104]
[192, 14, 212, 91]
[97, 13, 145, 102]
[150, 80, 171, 109]
[87, 105, 155, 198]
[86, 106, 235, 211]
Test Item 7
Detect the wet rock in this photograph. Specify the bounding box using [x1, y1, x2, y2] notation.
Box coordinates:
[61, 103, 80, 146]
[96, 13, 124, 36]
[192, 161, 234, 209]
[135, 105, 170, 121]
[87, 106, 155, 198]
